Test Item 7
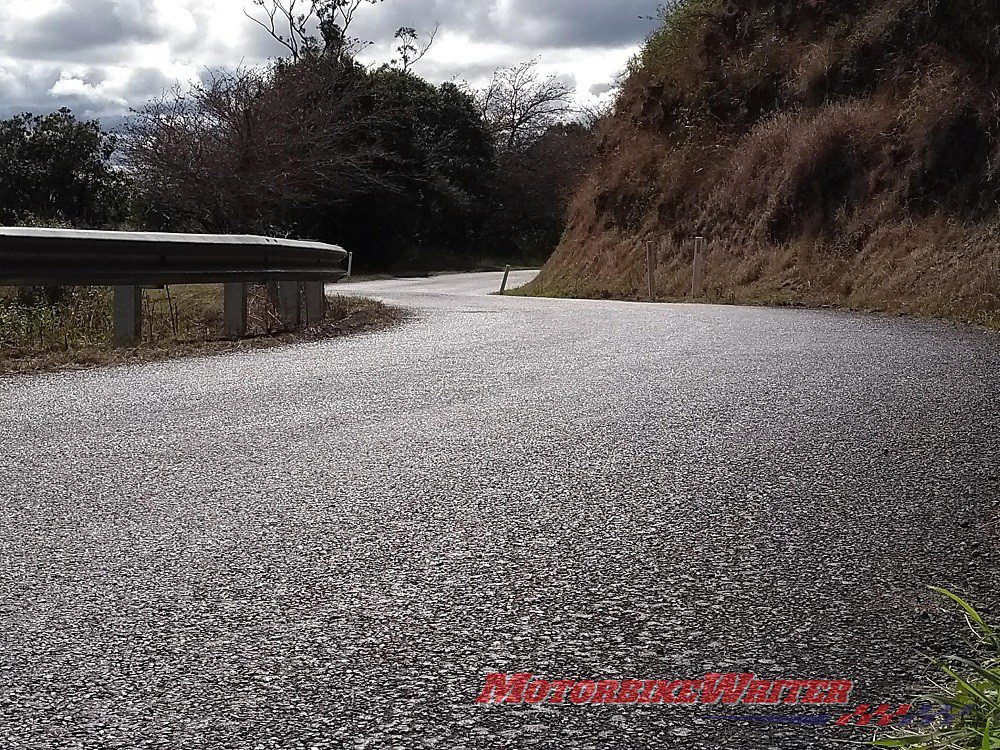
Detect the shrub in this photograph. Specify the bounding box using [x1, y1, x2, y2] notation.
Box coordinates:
[0, 109, 129, 227]
[635, 0, 722, 77]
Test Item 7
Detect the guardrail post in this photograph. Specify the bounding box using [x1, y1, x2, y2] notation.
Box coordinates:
[113, 285, 142, 347]
[277, 281, 301, 329]
[304, 282, 326, 325]
[224, 283, 247, 339]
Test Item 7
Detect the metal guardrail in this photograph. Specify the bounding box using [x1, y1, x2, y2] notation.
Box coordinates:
[0, 227, 352, 345]
[0, 227, 349, 286]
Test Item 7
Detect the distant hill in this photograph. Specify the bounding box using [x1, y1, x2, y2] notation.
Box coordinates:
[528, 0, 1000, 325]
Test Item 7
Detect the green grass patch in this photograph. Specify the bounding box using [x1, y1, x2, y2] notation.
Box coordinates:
[874, 589, 1000, 749]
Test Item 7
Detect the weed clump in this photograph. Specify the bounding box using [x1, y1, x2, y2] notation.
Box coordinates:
[874, 588, 1000, 749]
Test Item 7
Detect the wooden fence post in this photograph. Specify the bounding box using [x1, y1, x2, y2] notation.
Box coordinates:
[692, 236, 705, 298]
[646, 241, 657, 301]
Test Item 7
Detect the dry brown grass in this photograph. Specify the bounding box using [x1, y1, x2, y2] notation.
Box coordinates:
[0, 289, 403, 376]
[528, 0, 1000, 327]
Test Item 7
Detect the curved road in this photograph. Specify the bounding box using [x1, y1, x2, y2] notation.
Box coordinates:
[0, 272, 997, 748]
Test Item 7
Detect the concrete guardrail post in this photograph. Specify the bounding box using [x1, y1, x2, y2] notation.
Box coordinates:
[304, 282, 326, 325]
[224, 283, 248, 339]
[113, 285, 142, 347]
[0, 228, 349, 346]
[277, 281, 302, 329]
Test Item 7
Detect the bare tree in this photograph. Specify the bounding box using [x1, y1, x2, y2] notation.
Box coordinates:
[477, 61, 575, 153]
[579, 98, 615, 131]
[245, 0, 386, 60]
[245, 0, 317, 60]
[121, 60, 393, 232]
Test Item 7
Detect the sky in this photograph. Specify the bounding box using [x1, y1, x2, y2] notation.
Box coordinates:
[0, 0, 656, 126]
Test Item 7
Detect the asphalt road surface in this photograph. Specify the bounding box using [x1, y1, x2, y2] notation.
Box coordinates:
[1, 271, 998, 749]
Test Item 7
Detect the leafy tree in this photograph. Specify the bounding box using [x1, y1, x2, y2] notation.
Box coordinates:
[303, 67, 497, 269]
[0, 109, 129, 227]
[485, 122, 596, 262]
[125, 1, 589, 270]
[391, 24, 439, 73]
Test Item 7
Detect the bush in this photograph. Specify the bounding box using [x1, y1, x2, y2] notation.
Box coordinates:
[0, 109, 129, 227]
[634, 0, 721, 77]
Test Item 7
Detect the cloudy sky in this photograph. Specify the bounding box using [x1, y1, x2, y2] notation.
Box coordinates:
[0, 0, 656, 125]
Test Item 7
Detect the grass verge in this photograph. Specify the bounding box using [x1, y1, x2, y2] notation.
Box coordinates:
[0, 286, 404, 377]
[511, 269, 1000, 333]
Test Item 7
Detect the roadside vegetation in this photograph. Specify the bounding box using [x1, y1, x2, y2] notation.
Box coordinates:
[0, 287, 399, 376]
[0, 0, 596, 275]
[875, 589, 999, 750]
[0, 22, 594, 274]
[0, 0, 601, 371]
[527, 0, 1000, 327]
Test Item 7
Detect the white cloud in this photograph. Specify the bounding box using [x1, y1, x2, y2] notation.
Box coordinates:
[0, 0, 653, 122]
[50, 71, 129, 109]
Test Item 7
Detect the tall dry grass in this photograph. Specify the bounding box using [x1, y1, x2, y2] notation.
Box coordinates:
[529, 0, 1000, 325]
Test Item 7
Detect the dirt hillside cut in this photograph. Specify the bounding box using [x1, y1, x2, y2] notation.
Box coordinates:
[529, 0, 1000, 325]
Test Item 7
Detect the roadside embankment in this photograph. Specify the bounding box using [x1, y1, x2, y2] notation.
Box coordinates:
[526, 1, 1000, 328]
